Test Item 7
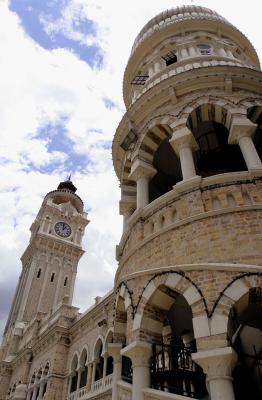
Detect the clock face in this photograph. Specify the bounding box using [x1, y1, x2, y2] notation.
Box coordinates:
[54, 222, 72, 238]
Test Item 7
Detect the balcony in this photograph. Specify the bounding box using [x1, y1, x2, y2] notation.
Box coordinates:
[151, 343, 207, 399]
[69, 374, 113, 400]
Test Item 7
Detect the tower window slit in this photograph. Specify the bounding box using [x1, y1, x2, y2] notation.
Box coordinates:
[37, 268, 41, 278]
[64, 277, 68, 287]
[51, 273, 55, 282]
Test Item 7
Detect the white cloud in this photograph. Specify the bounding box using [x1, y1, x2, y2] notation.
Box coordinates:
[0, 0, 262, 336]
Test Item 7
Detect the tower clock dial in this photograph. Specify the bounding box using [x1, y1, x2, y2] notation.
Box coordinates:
[54, 222, 72, 238]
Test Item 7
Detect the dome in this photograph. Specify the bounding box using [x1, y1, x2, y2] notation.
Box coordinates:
[131, 5, 230, 55]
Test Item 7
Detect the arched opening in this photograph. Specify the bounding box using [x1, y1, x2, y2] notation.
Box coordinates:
[228, 287, 262, 399]
[94, 340, 104, 382]
[192, 121, 246, 176]
[105, 331, 114, 376]
[141, 284, 207, 398]
[70, 354, 78, 393]
[248, 106, 262, 162]
[114, 294, 133, 383]
[79, 348, 88, 388]
[149, 137, 182, 202]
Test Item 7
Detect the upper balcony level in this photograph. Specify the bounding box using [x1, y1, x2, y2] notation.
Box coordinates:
[123, 6, 260, 108]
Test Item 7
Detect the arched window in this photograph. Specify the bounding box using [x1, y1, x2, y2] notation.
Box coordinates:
[94, 340, 104, 382]
[70, 354, 78, 393]
[79, 348, 88, 388]
[105, 331, 114, 376]
[140, 284, 207, 398]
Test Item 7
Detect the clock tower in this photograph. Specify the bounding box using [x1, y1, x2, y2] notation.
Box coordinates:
[4, 178, 89, 338]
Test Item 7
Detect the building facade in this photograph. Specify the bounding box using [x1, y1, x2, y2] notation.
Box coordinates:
[0, 5, 262, 400]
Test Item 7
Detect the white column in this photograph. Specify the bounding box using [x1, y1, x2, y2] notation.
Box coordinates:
[218, 47, 227, 57]
[77, 367, 84, 390]
[129, 160, 156, 209]
[148, 64, 154, 77]
[86, 362, 93, 391]
[154, 60, 162, 73]
[119, 200, 135, 232]
[108, 343, 122, 400]
[121, 341, 152, 400]
[192, 347, 237, 400]
[170, 126, 199, 181]
[38, 381, 45, 400]
[228, 117, 262, 170]
[180, 47, 188, 58]
[31, 388, 38, 400]
[102, 352, 108, 380]
[91, 359, 98, 388]
[189, 45, 197, 56]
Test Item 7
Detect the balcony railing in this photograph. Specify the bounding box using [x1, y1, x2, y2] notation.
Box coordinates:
[69, 374, 113, 400]
[151, 343, 207, 398]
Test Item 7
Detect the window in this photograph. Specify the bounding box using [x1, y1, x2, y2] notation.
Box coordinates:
[37, 268, 41, 278]
[51, 273, 55, 282]
[161, 50, 177, 66]
[131, 75, 149, 85]
[197, 44, 211, 55]
[64, 277, 68, 287]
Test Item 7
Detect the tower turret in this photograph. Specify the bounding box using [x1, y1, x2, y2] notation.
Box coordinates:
[4, 179, 89, 340]
[113, 6, 262, 400]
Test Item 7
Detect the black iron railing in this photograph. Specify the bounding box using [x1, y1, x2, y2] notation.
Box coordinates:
[151, 342, 207, 398]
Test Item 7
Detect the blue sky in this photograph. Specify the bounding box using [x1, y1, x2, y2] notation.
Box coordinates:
[10, 0, 104, 67]
[0, 0, 262, 338]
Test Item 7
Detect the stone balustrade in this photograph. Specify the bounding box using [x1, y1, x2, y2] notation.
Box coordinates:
[69, 373, 113, 400]
[116, 171, 262, 281]
[131, 56, 255, 104]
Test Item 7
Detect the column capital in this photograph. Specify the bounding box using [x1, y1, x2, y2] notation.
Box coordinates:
[108, 343, 122, 363]
[129, 160, 156, 182]
[192, 346, 237, 381]
[121, 341, 152, 368]
[228, 116, 257, 144]
[119, 199, 136, 215]
[170, 126, 199, 156]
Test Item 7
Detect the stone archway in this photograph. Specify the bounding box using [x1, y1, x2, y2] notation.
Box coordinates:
[131, 272, 208, 398]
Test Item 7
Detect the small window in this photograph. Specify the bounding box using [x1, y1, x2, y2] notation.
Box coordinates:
[162, 50, 177, 66]
[197, 44, 211, 55]
[37, 268, 41, 278]
[131, 75, 149, 85]
[64, 277, 68, 287]
[51, 273, 55, 282]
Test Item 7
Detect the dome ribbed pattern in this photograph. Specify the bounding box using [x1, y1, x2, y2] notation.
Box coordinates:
[131, 5, 230, 54]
